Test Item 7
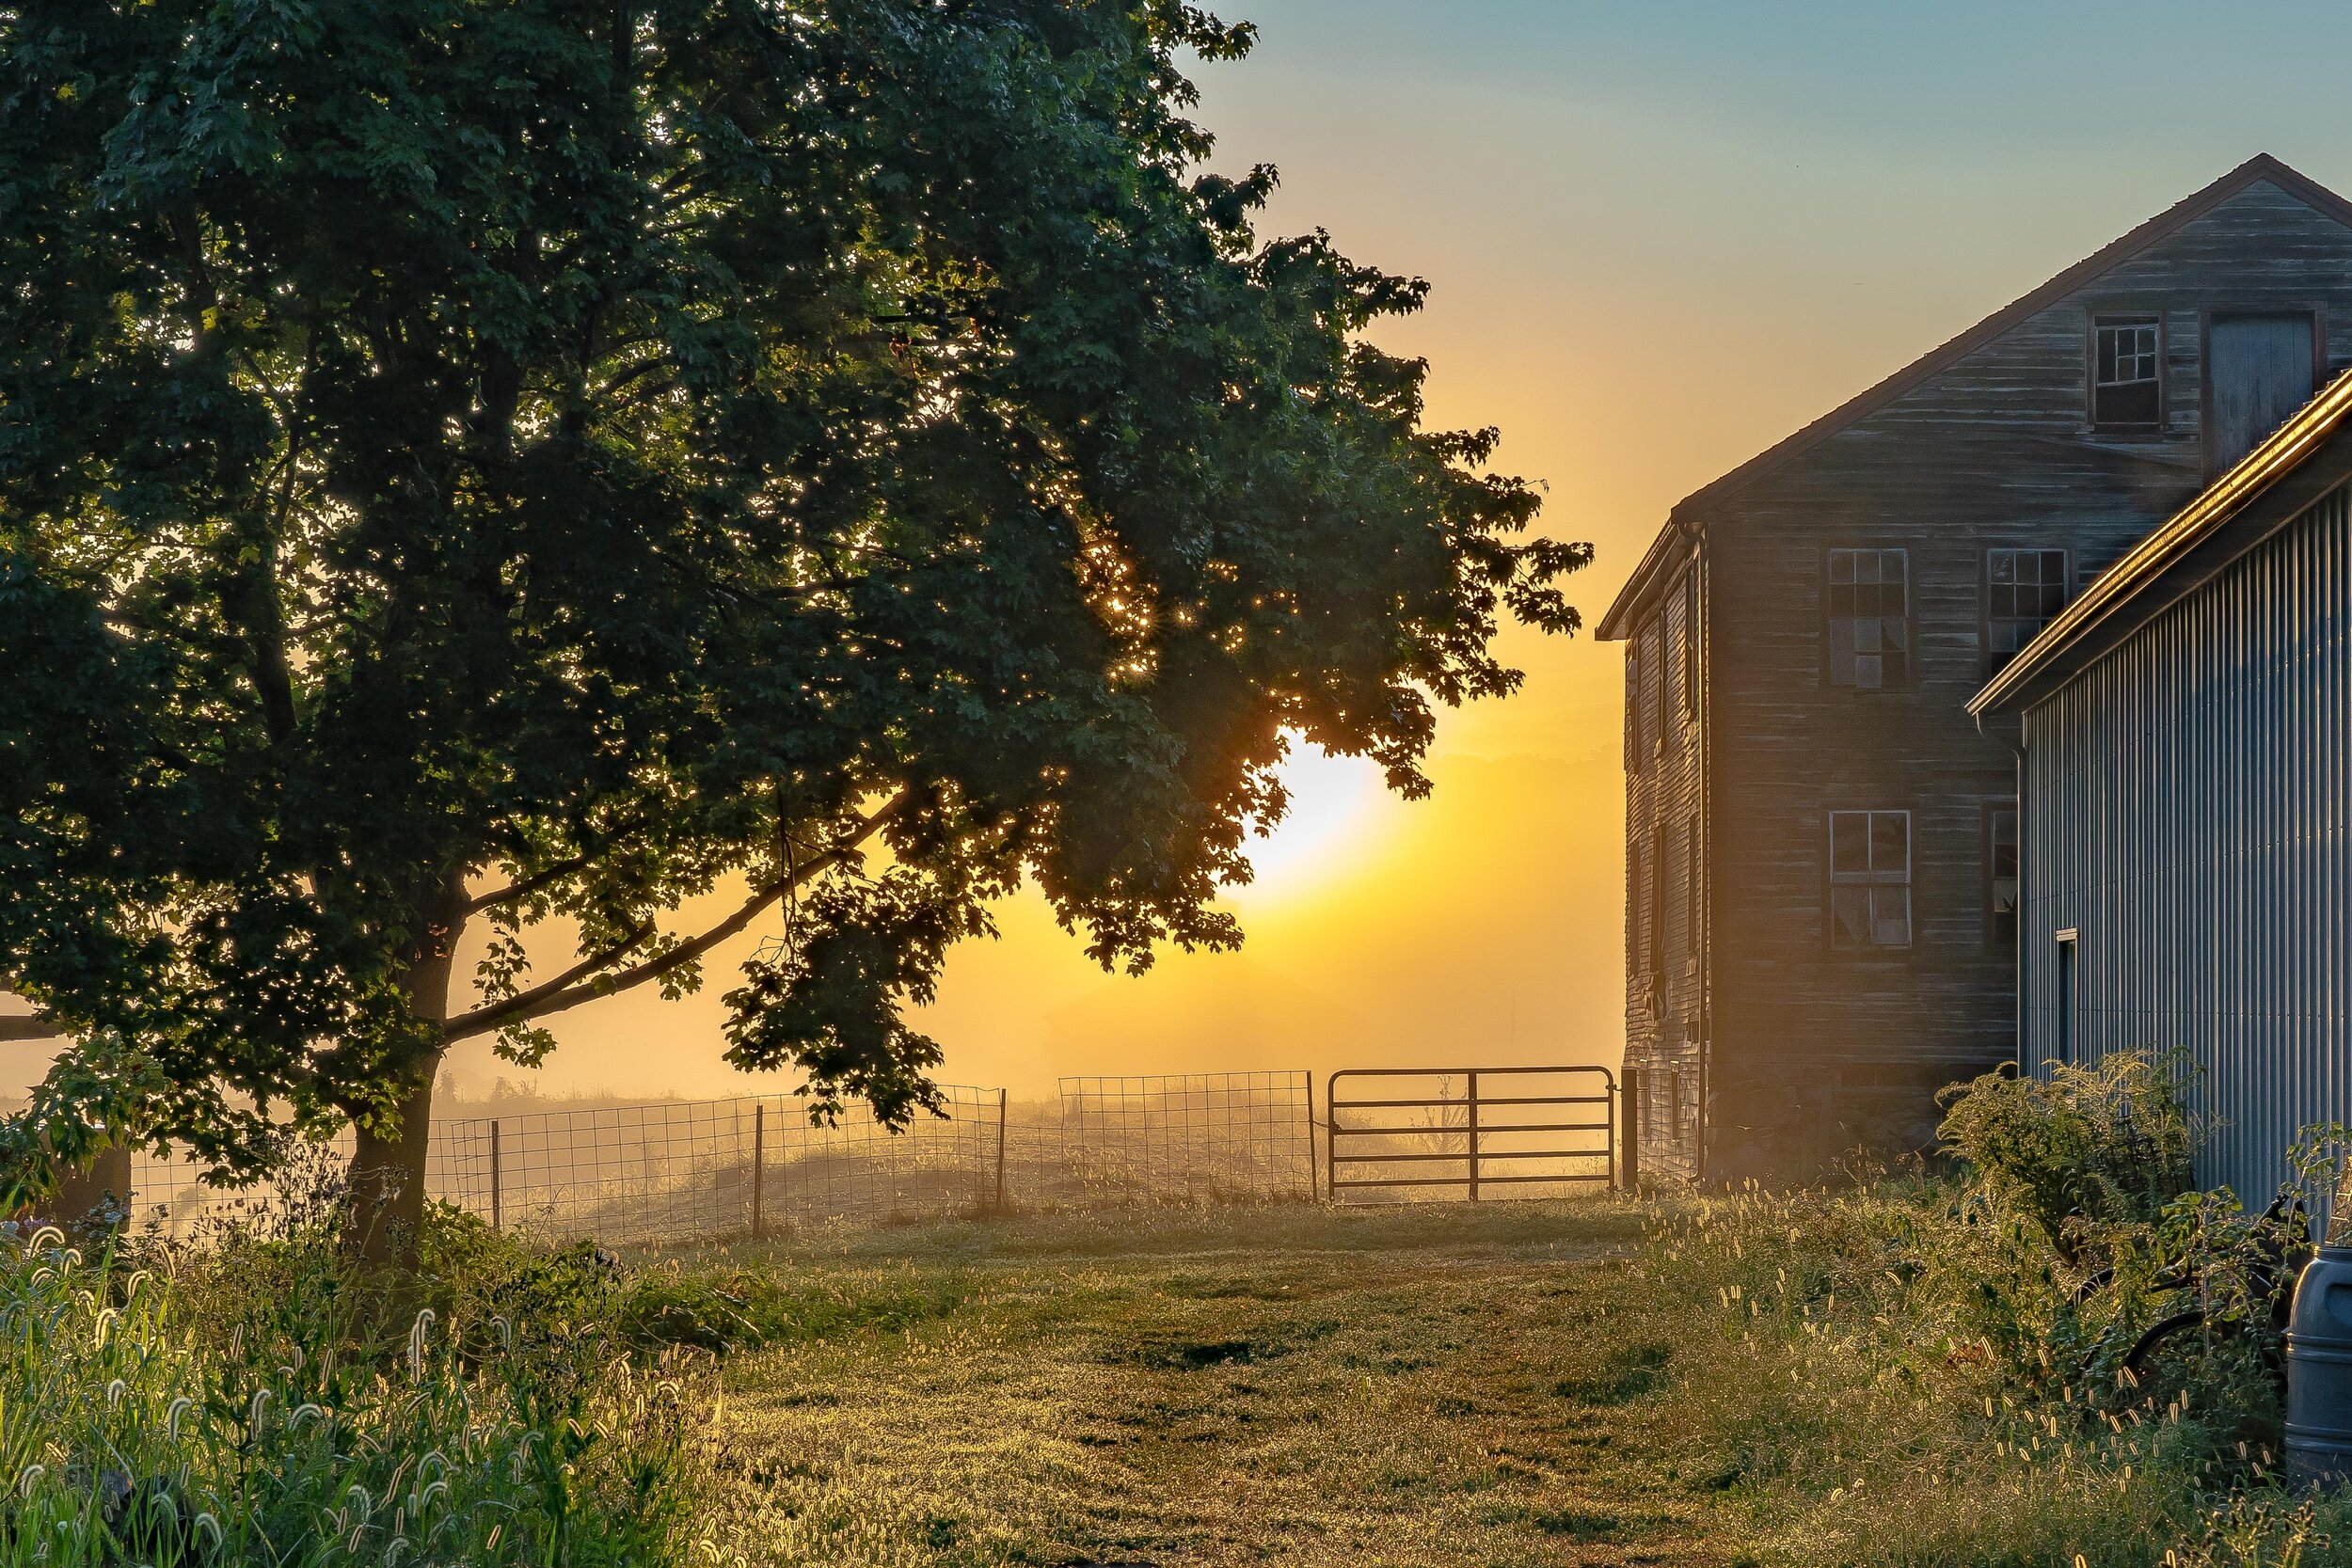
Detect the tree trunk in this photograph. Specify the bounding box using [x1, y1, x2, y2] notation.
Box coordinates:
[344, 1067, 440, 1270]
[46, 1143, 132, 1233]
[342, 897, 460, 1271]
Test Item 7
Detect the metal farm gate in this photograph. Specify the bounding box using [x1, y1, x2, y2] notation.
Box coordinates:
[1324, 1066, 1618, 1202]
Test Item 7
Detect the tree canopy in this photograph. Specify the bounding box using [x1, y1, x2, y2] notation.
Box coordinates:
[0, 0, 1584, 1246]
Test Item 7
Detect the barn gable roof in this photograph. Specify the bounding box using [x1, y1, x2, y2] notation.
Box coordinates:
[1597, 154, 2352, 641]
[1969, 362, 2352, 719]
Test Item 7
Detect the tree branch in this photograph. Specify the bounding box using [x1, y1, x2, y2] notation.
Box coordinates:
[445, 919, 658, 1043]
[459, 852, 597, 919]
[439, 788, 914, 1044]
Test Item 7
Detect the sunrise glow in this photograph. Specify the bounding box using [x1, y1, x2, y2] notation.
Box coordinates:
[1234, 741, 1388, 899]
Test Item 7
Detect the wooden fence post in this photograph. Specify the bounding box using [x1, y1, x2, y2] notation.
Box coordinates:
[1465, 1070, 1481, 1203]
[993, 1088, 1009, 1213]
[489, 1120, 502, 1233]
[752, 1103, 767, 1242]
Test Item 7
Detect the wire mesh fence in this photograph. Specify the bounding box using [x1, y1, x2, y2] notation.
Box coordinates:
[109, 1064, 1607, 1248]
[435, 1086, 1007, 1245]
[114, 1071, 1313, 1248]
[1052, 1071, 1315, 1203]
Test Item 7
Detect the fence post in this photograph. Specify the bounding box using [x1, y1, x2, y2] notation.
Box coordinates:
[993, 1088, 1009, 1213]
[752, 1103, 767, 1242]
[1622, 1070, 1641, 1192]
[1465, 1070, 1481, 1203]
[1304, 1072, 1318, 1202]
[490, 1120, 503, 1233]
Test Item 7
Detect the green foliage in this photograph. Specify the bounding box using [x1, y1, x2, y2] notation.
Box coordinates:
[1635, 1180, 2340, 1566]
[1937, 1053, 2200, 1251]
[0, 0, 1582, 1196]
[0, 1222, 690, 1566]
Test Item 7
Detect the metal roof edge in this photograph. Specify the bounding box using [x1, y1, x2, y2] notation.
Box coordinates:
[1968, 364, 2352, 719]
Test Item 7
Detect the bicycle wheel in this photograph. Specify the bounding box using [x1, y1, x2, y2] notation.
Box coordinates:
[2118, 1309, 2265, 1424]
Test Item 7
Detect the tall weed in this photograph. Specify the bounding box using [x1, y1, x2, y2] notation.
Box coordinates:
[1936, 1053, 2198, 1252]
[1629, 1053, 2348, 1564]
[0, 1213, 693, 1566]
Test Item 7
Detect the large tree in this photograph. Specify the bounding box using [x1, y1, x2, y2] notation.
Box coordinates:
[0, 0, 1584, 1261]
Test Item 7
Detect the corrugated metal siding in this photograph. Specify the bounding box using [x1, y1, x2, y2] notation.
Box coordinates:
[2020, 483, 2352, 1205]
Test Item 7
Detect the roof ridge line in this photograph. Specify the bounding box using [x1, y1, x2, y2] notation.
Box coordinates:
[1597, 153, 2352, 641]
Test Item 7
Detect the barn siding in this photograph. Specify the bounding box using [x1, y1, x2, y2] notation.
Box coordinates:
[1625, 546, 1708, 1180]
[1630, 176, 2352, 1178]
[2020, 483, 2352, 1207]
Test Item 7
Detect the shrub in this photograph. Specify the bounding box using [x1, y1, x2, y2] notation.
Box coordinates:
[1936, 1052, 2198, 1253]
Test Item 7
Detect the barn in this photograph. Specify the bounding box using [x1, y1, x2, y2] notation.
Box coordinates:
[1969, 367, 2352, 1204]
[1599, 153, 2352, 1182]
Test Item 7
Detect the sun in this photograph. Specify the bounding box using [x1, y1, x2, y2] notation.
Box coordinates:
[1234, 741, 1388, 900]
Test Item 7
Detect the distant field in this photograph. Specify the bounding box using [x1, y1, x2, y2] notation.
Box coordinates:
[687, 1200, 1733, 1567]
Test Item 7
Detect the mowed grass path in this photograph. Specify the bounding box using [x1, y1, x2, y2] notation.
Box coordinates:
[690, 1201, 1749, 1567]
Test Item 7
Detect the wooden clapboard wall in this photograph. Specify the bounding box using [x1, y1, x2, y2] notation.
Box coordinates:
[1608, 161, 2352, 1180]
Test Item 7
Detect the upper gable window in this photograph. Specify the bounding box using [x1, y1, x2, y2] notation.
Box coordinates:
[2093, 316, 2162, 428]
[1826, 548, 1909, 689]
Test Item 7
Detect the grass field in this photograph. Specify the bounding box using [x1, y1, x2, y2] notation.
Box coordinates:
[671, 1188, 2346, 1568]
[685, 1200, 1749, 1567]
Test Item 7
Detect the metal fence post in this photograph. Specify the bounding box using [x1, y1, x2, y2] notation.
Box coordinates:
[1465, 1070, 1481, 1202]
[752, 1103, 767, 1242]
[490, 1120, 503, 1233]
[994, 1088, 1009, 1213]
[1305, 1071, 1319, 1202]
[1622, 1070, 1641, 1192]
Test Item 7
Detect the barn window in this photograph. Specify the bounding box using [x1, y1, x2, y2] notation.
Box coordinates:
[1624, 640, 1642, 773]
[1986, 548, 2070, 672]
[1986, 804, 2019, 947]
[1663, 591, 1684, 723]
[1826, 548, 1909, 688]
[1678, 571, 1699, 720]
[1829, 809, 1911, 949]
[1648, 821, 1666, 980]
[2093, 316, 2162, 427]
[1642, 620, 1664, 755]
[1686, 812, 1701, 958]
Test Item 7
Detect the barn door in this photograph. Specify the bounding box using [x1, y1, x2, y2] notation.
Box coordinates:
[2207, 313, 2315, 473]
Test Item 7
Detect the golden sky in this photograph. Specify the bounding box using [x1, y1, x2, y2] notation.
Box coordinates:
[470, 2, 2352, 1104]
[20, 2, 2352, 1106]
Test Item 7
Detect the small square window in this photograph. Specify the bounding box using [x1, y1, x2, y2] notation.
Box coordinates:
[2094, 317, 2162, 427]
[1986, 548, 2071, 673]
[1827, 548, 1909, 688]
[1829, 809, 1912, 949]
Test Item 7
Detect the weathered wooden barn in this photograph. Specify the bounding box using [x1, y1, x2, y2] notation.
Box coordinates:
[1599, 154, 2352, 1181]
[1969, 368, 2352, 1206]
